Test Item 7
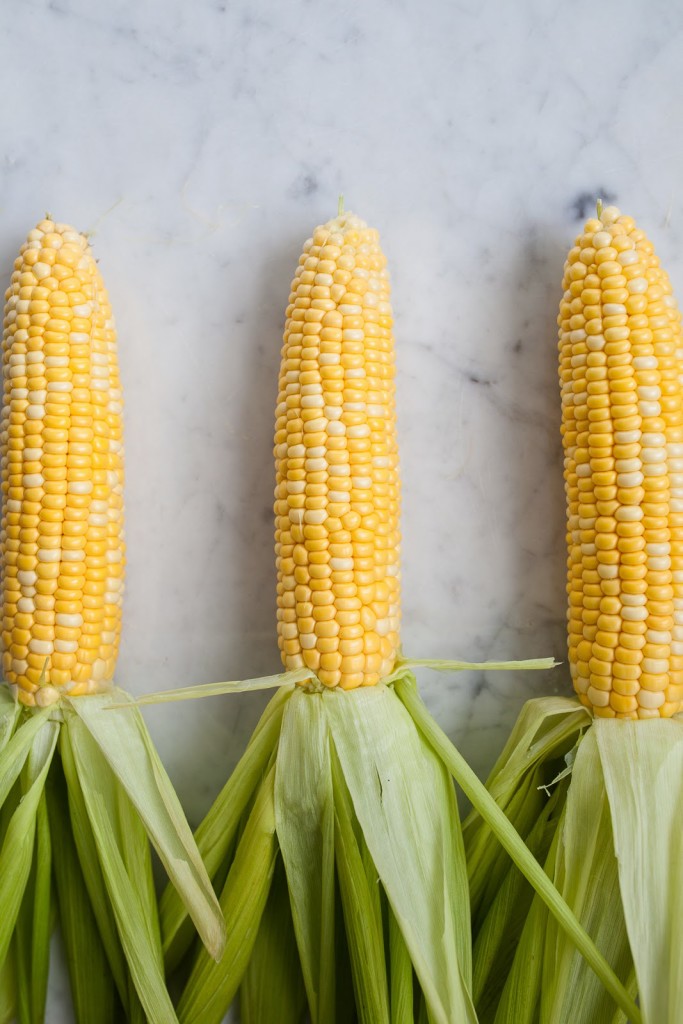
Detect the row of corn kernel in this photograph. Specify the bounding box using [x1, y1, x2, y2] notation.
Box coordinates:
[560, 205, 683, 718]
[1, 220, 125, 704]
[275, 214, 400, 689]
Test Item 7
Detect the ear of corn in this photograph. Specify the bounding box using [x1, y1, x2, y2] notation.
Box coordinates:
[559, 204, 683, 718]
[275, 213, 400, 689]
[1, 219, 125, 704]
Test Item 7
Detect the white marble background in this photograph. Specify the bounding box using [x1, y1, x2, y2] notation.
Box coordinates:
[2, 0, 683, 1018]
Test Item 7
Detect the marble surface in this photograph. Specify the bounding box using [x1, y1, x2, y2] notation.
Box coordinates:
[2, 0, 683, 1018]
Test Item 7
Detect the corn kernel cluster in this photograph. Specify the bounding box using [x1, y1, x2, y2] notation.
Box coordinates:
[274, 213, 400, 689]
[1, 220, 125, 705]
[559, 205, 683, 718]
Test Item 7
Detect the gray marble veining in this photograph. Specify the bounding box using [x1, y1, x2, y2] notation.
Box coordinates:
[1, 0, 682, 1018]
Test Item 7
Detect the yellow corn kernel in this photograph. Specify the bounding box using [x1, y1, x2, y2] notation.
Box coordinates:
[1, 219, 126, 697]
[275, 213, 401, 689]
[560, 205, 683, 716]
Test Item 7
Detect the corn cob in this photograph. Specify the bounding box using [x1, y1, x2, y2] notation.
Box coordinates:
[1, 219, 125, 705]
[274, 213, 400, 689]
[559, 204, 683, 718]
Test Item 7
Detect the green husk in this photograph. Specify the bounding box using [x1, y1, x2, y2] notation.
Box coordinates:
[331, 743, 391, 1024]
[388, 904, 413, 1024]
[0, 952, 14, 1024]
[162, 685, 287, 970]
[68, 691, 224, 961]
[274, 689, 336, 1023]
[0, 719, 57, 971]
[66, 715, 177, 1024]
[0, 709, 51, 809]
[395, 680, 641, 1024]
[541, 728, 632, 1023]
[118, 670, 307, 707]
[58, 725, 142, 1020]
[178, 765, 278, 1024]
[240, 856, 306, 1024]
[397, 656, 558, 674]
[596, 718, 683, 1024]
[326, 681, 475, 1024]
[14, 789, 51, 1024]
[47, 755, 119, 1024]
[0, 689, 20, 751]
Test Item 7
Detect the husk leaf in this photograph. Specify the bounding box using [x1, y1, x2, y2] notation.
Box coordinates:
[67, 691, 224, 961]
[542, 728, 632, 1023]
[14, 789, 51, 1024]
[325, 682, 475, 1024]
[331, 742, 391, 1024]
[67, 714, 177, 1024]
[47, 755, 119, 1024]
[0, 688, 19, 751]
[596, 717, 683, 1024]
[274, 688, 336, 1024]
[388, 903, 413, 1024]
[117, 671, 307, 707]
[177, 765, 278, 1024]
[162, 686, 287, 971]
[58, 727, 142, 1020]
[0, 719, 57, 971]
[396, 678, 641, 1024]
[0, 709, 51, 810]
[240, 855, 306, 1024]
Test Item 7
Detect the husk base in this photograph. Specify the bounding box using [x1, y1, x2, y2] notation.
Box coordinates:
[0, 684, 224, 1024]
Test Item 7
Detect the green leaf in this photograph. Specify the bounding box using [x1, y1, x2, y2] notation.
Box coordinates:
[325, 683, 475, 1024]
[47, 755, 119, 1024]
[0, 708, 51, 810]
[162, 686, 287, 970]
[596, 717, 683, 1024]
[115, 776, 164, 970]
[331, 743, 390, 1024]
[0, 690, 20, 753]
[58, 729, 142, 1020]
[274, 689, 336, 1023]
[67, 714, 177, 1024]
[178, 765, 278, 1024]
[241, 855, 307, 1024]
[114, 670, 308, 707]
[395, 677, 641, 1024]
[0, 946, 15, 1024]
[0, 718, 57, 971]
[15, 789, 52, 1024]
[493, 831, 558, 1024]
[67, 691, 224, 961]
[389, 903, 413, 1024]
[542, 728, 632, 1024]
[472, 781, 566, 1021]
[397, 656, 558, 673]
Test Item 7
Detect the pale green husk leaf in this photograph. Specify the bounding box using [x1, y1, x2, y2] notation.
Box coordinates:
[542, 728, 632, 1023]
[274, 688, 335, 1024]
[397, 656, 558, 673]
[178, 765, 278, 1024]
[15, 788, 52, 1024]
[67, 691, 224, 961]
[597, 717, 683, 1024]
[0, 953, 14, 1024]
[0, 718, 57, 972]
[47, 757, 119, 1024]
[240, 856, 306, 1024]
[162, 686, 287, 969]
[331, 744, 390, 1024]
[0, 688, 20, 751]
[66, 716, 177, 1024]
[117, 670, 308, 707]
[396, 679, 641, 1024]
[0, 709, 51, 809]
[388, 904, 413, 1024]
[325, 682, 475, 1024]
[58, 726, 141, 1019]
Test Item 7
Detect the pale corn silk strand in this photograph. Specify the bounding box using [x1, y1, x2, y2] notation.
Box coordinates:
[1, 219, 125, 705]
[559, 203, 683, 718]
[275, 212, 400, 689]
